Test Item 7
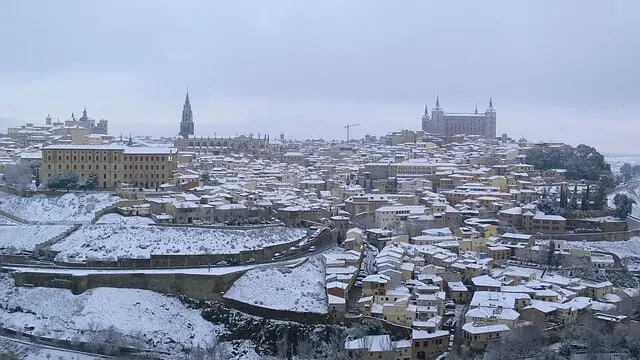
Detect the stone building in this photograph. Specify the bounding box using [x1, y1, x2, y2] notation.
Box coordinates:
[40, 144, 177, 189]
[421, 97, 496, 138]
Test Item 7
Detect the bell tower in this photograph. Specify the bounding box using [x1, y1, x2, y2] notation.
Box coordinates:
[179, 91, 195, 138]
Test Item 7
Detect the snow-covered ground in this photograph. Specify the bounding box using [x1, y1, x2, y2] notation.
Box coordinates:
[95, 213, 155, 225]
[224, 255, 328, 314]
[0, 274, 223, 354]
[0, 337, 105, 360]
[0, 191, 120, 223]
[608, 184, 640, 218]
[565, 237, 640, 260]
[51, 224, 307, 263]
[605, 153, 640, 174]
[0, 225, 74, 253]
[0, 215, 18, 225]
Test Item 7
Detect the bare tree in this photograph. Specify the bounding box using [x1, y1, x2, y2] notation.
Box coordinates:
[0, 349, 23, 360]
[3, 163, 32, 190]
[485, 324, 553, 360]
[276, 332, 291, 359]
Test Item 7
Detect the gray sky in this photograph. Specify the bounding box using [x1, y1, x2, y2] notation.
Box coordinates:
[1, 1, 638, 153]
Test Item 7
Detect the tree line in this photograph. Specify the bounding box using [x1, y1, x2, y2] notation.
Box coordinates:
[524, 144, 612, 181]
[620, 163, 640, 182]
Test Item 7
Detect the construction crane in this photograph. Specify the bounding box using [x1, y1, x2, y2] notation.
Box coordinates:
[344, 123, 361, 142]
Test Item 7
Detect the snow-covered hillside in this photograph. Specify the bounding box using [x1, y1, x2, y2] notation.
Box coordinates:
[0, 191, 120, 223]
[605, 154, 640, 174]
[0, 225, 74, 253]
[95, 213, 155, 225]
[0, 215, 18, 225]
[566, 237, 640, 260]
[608, 184, 640, 218]
[51, 224, 307, 263]
[0, 274, 223, 353]
[224, 255, 328, 314]
[0, 338, 103, 360]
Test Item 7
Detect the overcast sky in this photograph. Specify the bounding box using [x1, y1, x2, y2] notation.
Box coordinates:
[1, 1, 638, 153]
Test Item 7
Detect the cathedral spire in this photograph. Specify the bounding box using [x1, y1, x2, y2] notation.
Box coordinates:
[435, 96, 440, 109]
[179, 90, 195, 139]
[489, 97, 493, 109]
[475, 105, 478, 114]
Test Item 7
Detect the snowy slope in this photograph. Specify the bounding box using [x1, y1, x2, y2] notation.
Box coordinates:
[0, 225, 74, 253]
[51, 224, 306, 262]
[224, 255, 328, 314]
[95, 213, 155, 225]
[0, 215, 18, 225]
[0, 274, 223, 353]
[0, 338, 104, 360]
[0, 191, 120, 223]
[566, 237, 640, 260]
[605, 154, 640, 174]
[608, 185, 640, 218]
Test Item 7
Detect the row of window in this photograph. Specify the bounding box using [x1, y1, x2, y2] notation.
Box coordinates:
[48, 164, 166, 171]
[47, 172, 165, 180]
[47, 155, 167, 162]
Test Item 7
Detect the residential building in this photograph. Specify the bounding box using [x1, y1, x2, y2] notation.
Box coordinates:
[411, 330, 449, 360]
[461, 322, 510, 350]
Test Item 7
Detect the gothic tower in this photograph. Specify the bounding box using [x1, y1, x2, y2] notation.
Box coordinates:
[421, 104, 430, 132]
[179, 92, 195, 139]
[484, 97, 496, 139]
[430, 96, 445, 135]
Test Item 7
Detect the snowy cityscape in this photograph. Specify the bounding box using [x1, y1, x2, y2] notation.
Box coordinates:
[1, 100, 640, 360]
[2, 2, 639, 360]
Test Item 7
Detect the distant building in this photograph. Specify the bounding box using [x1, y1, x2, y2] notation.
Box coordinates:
[173, 92, 269, 155]
[64, 108, 109, 135]
[421, 97, 496, 138]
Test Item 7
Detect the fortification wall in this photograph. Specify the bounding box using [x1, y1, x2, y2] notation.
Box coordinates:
[13, 269, 246, 301]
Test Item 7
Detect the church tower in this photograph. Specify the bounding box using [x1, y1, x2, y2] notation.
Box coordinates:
[484, 97, 496, 139]
[430, 96, 445, 135]
[179, 92, 195, 139]
[421, 104, 430, 132]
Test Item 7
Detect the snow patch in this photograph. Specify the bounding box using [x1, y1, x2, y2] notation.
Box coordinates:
[51, 224, 307, 263]
[0, 274, 223, 353]
[0, 191, 120, 223]
[95, 213, 155, 225]
[224, 255, 328, 314]
[0, 225, 74, 253]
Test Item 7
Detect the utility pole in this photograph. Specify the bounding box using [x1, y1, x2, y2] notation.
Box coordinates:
[344, 123, 361, 142]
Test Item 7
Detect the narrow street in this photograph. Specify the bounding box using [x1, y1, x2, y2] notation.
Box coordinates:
[346, 244, 377, 314]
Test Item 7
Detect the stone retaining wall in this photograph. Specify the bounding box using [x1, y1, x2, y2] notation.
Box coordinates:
[12, 268, 247, 301]
[34, 224, 82, 260]
[551, 230, 634, 242]
[221, 297, 329, 325]
[0, 326, 168, 357]
[0, 209, 27, 224]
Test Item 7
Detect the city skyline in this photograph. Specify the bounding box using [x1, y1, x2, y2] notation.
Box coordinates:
[1, 1, 639, 153]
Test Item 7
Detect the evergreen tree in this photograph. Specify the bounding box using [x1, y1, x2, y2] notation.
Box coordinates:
[613, 193, 636, 219]
[581, 183, 590, 210]
[47, 172, 79, 190]
[85, 172, 99, 189]
[570, 185, 578, 210]
[559, 184, 568, 208]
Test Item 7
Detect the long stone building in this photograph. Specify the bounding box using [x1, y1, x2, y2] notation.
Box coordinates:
[41, 144, 177, 189]
[421, 97, 496, 138]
